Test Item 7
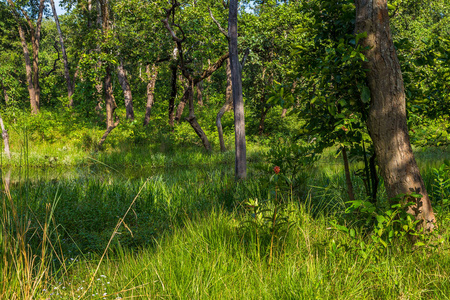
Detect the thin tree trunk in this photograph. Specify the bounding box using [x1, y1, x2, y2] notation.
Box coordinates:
[50, 0, 74, 107]
[342, 146, 355, 201]
[117, 60, 134, 121]
[17, 24, 38, 114]
[229, 0, 247, 179]
[216, 58, 233, 152]
[95, 61, 103, 114]
[169, 63, 177, 128]
[185, 81, 211, 151]
[0, 113, 11, 159]
[175, 85, 189, 122]
[356, 0, 436, 230]
[98, 116, 120, 148]
[31, 0, 45, 111]
[7, 0, 44, 114]
[143, 64, 158, 126]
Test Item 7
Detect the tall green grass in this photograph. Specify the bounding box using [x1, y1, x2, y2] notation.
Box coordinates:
[2, 144, 450, 299]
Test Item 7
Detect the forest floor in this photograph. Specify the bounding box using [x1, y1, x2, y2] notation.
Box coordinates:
[2, 115, 450, 299]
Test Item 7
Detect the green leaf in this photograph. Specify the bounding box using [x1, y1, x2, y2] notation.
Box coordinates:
[361, 86, 371, 103]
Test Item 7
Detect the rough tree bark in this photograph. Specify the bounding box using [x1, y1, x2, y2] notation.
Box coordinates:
[229, 0, 247, 179]
[143, 64, 159, 126]
[97, 0, 119, 146]
[356, 0, 436, 230]
[50, 0, 74, 107]
[117, 60, 135, 121]
[196, 80, 204, 106]
[7, 0, 45, 114]
[216, 59, 234, 152]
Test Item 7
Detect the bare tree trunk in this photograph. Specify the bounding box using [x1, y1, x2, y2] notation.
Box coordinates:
[95, 61, 103, 114]
[356, 0, 436, 231]
[17, 23, 38, 114]
[175, 85, 189, 122]
[196, 80, 204, 106]
[143, 64, 158, 126]
[104, 66, 117, 128]
[117, 61, 134, 121]
[169, 63, 177, 128]
[342, 146, 355, 201]
[7, 0, 44, 114]
[229, 0, 247, 179]
[185, 81, 211, 151]
[31, 0, 45, 111]
[216, 59, 233, 152]
[50, 0, 74, 107]
[98, 116, 119, 148]
[0, 113, 11, 159]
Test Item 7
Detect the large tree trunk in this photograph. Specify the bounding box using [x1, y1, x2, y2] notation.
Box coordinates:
[229, 0, 247, 179]
[196, 80, 204, 106]
[50, 0, 74, 107]
[117, 61, 134, 121]
[216, 59, 233, 152]
[143, 64, 158, 126]
[356, 0, 436, 231]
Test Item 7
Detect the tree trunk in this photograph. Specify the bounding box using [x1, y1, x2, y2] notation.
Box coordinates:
[104, 66, 117, 128]
[185, 81, 211, 151]
[17, 22, 38, 114]
[168, 63, 177, 128]
[117, 60, 134, 121]
[342, 146, 355, 201]
[196, 80, 204, 106]
[0, 113, 11, 159]
[216, 58, 233, 152]
[31, 0, 45, 111]
[50, 0, 74, 107]
[229, 0, 247, 179]
[143, 64, 158, 126]
[7, 0, 44, 114]
[356, 0, 436, 231]
[175, 86, 189, 122]
[98, 115, 120, 148]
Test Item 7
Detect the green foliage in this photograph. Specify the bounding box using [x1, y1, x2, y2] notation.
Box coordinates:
[239, 170, 295, 263]
[431, 161, 450, 214]
[263, 134, 318, 197]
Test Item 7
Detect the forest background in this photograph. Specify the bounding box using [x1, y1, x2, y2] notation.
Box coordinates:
[1, 0, 450, 299]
